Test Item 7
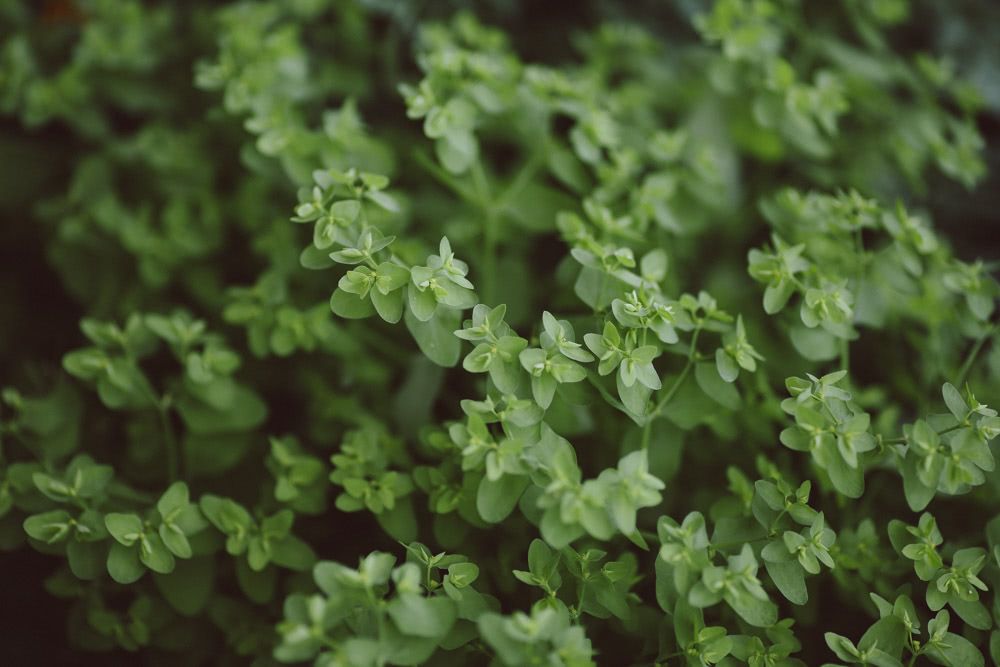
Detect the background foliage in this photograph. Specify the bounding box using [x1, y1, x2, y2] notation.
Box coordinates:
[2, 0, 1000, 665]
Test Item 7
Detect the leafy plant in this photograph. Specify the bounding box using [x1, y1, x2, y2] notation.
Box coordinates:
[2, 1, 999, 665]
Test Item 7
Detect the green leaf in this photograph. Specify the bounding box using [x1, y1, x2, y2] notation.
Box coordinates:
[901, 453, 936, 511]
[270, 535, 317, 571]
[105, 513, 144, 546]
[727, 590, 777, 628]
[531, 373, 558, 410]
[154, 557, 215, 616]
[476, 475, 529, 523]
[140, 531, 176, 574]
[107, 541, 144, 584]
[715, 349, 739, 383]
[159, 523, 192, 558]
[826, 633, 860, 662]
[942, 383, 967, 422]
[927, 632, 985, 667]
[617, 374, 651, 417]
[372, 287, 405, 323]
[436, 132, 478, 175]
[300, 245, 336, 270]
[824, 450, 864, 499]
[23, 510, 73, 543]
[405, 308, 461, 368]
[695, 362, 741, 410]
[540, 508, 585, 549]
[764, 280, 795, 314]
[157, 482, 190, 517]
[789, 324, 839, 361]
[764, 559, 807, 605]
[859, 617, 906, 660]
[236, 556, 276, 603]
[950, 598, 992, 630]
[330, 287, 375, 319]
[376, 500, 418, 543]
[67, 539, 104, 579]
[387, 594, 457, 639]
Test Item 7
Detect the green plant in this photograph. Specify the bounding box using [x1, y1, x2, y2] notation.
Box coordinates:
[2, 1, 1000, 665]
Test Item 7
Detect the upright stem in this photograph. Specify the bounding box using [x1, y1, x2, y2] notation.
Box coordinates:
[955, 322, 997, 387]
[494, 148, 546, 212]
[158, 398, 180, 483]
[586, 370, 633, 419]
[883, 422, 964, 446]
[471, 161, 498, 305]
[573, 577, 588, 620]
[650, 326, 702, 420]
[768, 509, 788, 536]
[413, 150, 481, 205]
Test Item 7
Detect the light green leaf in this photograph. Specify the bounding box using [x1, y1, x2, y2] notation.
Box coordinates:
[476, 475, 529, 524]
[107, 541, 144, 584]
[387, 594, 458, 639]
[405, 308, 461, 368]
[330, 288, 375, 319]
[695, 362, 741, 410]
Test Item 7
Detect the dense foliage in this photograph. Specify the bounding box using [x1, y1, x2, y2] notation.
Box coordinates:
[2, 1, 1000, 665]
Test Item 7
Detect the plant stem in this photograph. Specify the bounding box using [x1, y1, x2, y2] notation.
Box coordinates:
[641, 419, 652, 450]
[412, 150, 481, 206]
[573, 578, 588, 620]
[840, 337, 850, 374]
[158, 399, 180, 483]
[650, 327, 702, 419]
[710, 536, 768, 551]
[955, 322, 997, 387]
[471, 161, 498, 305]
[357, 322, 413, 366]
[883, 422, 965, 446]
[768, 508, 788, 536]
[586, 370, 633, 419]
[494, 148, 546, 212]
[108, 483, 157, 505]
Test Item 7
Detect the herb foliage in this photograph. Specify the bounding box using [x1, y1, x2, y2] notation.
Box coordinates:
[1, 1, 1000, 665]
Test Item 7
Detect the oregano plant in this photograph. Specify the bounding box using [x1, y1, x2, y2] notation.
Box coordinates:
[2, 1, 999, 665]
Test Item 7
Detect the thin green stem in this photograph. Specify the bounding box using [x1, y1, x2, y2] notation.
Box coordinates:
[640, 419, 652, 450]
[711, 536, 768, 551]
[883, 422, 965, 446]
[955, 322, 997, 387]
[356, 322, 414, 366]
[640, 529, 659, 543]
[471, 161, 498, 305]
[935, 423, 963, 437]
[651, 361, 692, 418]
[768, 508, 788, 536]
[158, 399, 180, 483]
[839, 337, 850, 374]
[494, 148, 547, 212]
[412, 150, 482, 206]
[108, 483, 157, 505]
[820, 400, 841, 425]
[573, 577, 588, 620]
[650, 327, 702, 419]
[135, 371, 181, 483]
[586, 370, 633, 419]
